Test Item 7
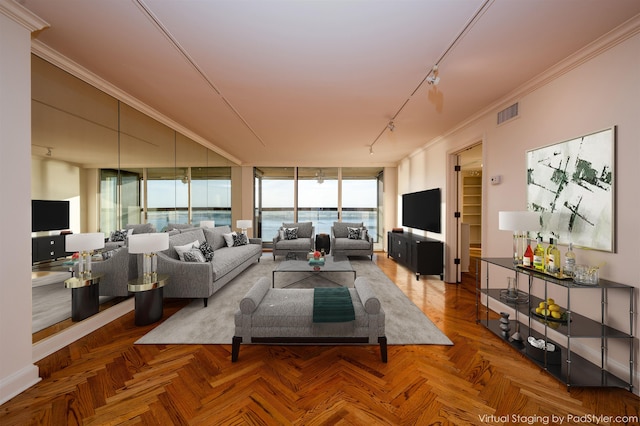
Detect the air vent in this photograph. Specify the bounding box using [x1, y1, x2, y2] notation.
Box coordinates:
[497, 102, 519, 125]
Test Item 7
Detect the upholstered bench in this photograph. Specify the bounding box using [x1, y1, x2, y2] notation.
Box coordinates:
[232, 276, 387, 362]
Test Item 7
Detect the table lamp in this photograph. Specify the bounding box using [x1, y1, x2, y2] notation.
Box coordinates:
[498, 211, 540, 264]
[65, 233, 105, 279]
[200, 220, 215, 229]
[128, 233, 169, 283]
[237, 219, 252, 235]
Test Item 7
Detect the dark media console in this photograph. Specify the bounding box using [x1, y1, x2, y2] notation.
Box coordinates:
[32, 235, 69, 263]
[387, 231, 444, 281]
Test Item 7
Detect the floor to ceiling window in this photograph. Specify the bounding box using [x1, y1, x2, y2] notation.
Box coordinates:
[298, 167, 338, 235]
[341, 167, 382, 242]
[255, 167, 383, 244]
[191, 166, 232, 227]
[100, 166, 231, 233]
[255, 167, 295, 241]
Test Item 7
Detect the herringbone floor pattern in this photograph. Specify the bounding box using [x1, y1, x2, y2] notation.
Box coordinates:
[1, 254, 638, 425]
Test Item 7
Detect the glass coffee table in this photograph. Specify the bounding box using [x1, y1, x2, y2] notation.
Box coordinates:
[272, 255, 356, 288]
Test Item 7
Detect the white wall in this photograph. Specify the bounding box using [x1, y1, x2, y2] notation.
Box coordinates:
[0, 9, 43, 404]
[397, 27, 640, 393]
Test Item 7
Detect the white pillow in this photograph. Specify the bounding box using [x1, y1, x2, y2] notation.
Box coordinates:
[223, 232, 237, 247]
[174, 240, 200, 261]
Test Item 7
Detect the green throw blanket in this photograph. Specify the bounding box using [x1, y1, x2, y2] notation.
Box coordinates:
[313, 287, 356, 323]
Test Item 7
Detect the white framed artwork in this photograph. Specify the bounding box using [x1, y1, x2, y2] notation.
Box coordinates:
[526, 126, 615, 252]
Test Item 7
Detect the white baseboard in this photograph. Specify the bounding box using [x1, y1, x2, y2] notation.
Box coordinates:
[32, 298, 134, 362]
[0, 364, 41, 406]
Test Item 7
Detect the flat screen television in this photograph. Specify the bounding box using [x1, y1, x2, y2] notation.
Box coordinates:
[402, 188, 441, 233]
[32, 200, 70, 232]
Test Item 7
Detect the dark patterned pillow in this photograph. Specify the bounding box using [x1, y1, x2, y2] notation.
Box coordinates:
[347, 227, 361, 240]
[183, 249, 206, 262]
[110, 229, 128, 242]
[100, 249, 119, 260]
[284, 227, 298, 240]
[233, 232, 248, 246]
[199, 241, 214, 261]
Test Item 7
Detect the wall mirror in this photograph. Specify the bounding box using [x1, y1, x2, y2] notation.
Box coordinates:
[30, 54, 234, 342]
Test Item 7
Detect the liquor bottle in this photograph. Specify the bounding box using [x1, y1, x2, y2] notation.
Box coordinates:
[545, 238, 561, 274]
[564, 243, 576, 277]
[523, 239, 534, 267]
[533, 236, 545, 271]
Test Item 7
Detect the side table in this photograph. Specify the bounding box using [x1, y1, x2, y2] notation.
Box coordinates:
[128, 274, 168, 326]
[315, 233, 331, 254]
[64, 273, 102, 321]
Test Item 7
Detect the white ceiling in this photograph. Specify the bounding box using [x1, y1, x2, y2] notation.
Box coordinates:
[21, 0, 640, 167]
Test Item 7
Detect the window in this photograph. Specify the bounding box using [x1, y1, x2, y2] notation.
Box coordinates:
[255, 167, 383, 244]
[255, 167, 295, 240]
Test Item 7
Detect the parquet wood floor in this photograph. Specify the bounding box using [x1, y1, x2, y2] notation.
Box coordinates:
[2, 253, 638, 425]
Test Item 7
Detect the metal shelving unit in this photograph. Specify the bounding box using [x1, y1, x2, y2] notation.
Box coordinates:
[476, 257, 634, 391]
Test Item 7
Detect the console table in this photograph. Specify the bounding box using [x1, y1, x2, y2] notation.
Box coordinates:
[387, 231, 444, 280]
[476, 257, 634, 391]
[64, 273, 102, 321]
[128, 274, 168, 326]
[32, 235, 69, 263]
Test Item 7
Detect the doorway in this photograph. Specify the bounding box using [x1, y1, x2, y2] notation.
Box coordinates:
[457, 143, 483, 276]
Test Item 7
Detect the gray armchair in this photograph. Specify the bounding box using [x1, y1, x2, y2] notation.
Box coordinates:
[272, 221, 315, 260]
[331, 221, 374, 260]
[75, 247, 137, 297]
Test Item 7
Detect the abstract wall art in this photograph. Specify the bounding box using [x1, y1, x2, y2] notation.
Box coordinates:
[526, 127, 615, 252]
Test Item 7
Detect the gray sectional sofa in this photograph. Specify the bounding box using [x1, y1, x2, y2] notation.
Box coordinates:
[153, 226, 262, 306]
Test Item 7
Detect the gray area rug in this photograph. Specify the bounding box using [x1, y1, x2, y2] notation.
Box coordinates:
[136, 255, 452, 346]
[32, 282, 71, 333]
[32, 279, 117, 333]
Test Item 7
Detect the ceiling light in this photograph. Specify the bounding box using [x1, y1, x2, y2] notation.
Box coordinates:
[369, 146, 374, 155]
[387, 121, 395, 132]
[46, 147, 52, 157]
[426, 75, 440, 85]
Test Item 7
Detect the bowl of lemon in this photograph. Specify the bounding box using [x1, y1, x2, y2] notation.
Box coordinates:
[532, 298, 569, 323]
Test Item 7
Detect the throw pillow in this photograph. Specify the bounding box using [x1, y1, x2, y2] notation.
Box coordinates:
[100, 249, 119, 260]
[223, 232, 237, 247]
[199, 241, 214, 262]
[360, 228, 368, 240]
[110, 229, 128, 242]
[183, 248, 206, 262]
[174, 240, 200, 261]
[233, 232, 248, 246]
[284, 227, 298, 240]
[347, 227, 361, 239]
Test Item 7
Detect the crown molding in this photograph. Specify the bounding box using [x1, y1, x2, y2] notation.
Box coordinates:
[0, 0, 48, 32]
[409, 13, 640, 160]
[30, 40, 242, 166]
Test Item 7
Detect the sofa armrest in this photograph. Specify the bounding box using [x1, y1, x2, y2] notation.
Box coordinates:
[239, 277, 270, 314]
[154, 252, 214, 283]
[354, 277, 380, 314]
[249, 238, 262, 245]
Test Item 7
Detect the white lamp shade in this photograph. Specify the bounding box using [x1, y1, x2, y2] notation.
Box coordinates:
[200, 220, 215, 229]
[128, 233, 169, 254]
[237, 219, 252, 230]
[65, 233, 105, 252]
[498, 211, 540, 231]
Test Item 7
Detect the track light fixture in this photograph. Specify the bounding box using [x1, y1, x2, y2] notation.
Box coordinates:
[369, 146, 374, 155]
[426, 64, 440, 86]
[387, 121, 395, 132]
[46, 147, 52, 157]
